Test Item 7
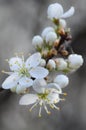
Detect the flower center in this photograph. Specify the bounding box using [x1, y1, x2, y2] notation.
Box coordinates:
[38, 93, 49, 100]
[19, 66, 30, 77]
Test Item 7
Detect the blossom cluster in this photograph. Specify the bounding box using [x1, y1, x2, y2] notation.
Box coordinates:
[2, 3, 83, 117]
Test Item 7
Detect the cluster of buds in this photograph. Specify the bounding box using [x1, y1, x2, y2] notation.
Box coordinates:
[2, 3, 83, 117]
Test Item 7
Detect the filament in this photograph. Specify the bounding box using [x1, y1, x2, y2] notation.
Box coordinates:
[39, 106, 42, 117]
[29, 102, 38, 112]
[2, 70, 13, 75]
[52, 104, 60, 110]
[43, 103, 51, 114]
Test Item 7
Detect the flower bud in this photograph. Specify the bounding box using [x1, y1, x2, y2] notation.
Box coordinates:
[47, 59, 56, 70]
[59, 19, 67, 28]
[32, 35, 43, 48]
[55, 58, 67, 70]
[54, 74, 69, 88]
[40, 59, 46, 67]
[46, 32, 57, 44]
[68, 54, 84, 69]
[41, 27, 54, 39]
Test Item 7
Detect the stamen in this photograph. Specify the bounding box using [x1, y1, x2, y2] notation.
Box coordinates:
[14, 61, 21, 67]
[49, 104, 54, 109]
[39, 100, 43, 106]
[1, 70, 13, 75]
[60, 98, 65, 101]
[21, 55, 24, 62]
[19, 52, 24, 62]
[43, 103, 51, 114]
[29, 102, 38, 112]
[62, 92, 67, 96]
[52, 104, 60, 110]
[39, 106, 42, 117]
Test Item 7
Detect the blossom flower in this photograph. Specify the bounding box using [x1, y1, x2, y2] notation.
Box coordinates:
[47, 3, 75, 20]
[2, 53, 49, 93]
[19, 79, 64, 117]
[1, 2, 84, 117]
[68, 54, 84, 69]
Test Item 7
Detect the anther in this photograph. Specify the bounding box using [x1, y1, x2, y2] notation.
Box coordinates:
[62, 93, 67, 96]
[1, 70, 12, 75]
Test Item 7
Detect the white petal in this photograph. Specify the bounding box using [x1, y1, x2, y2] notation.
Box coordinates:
[47, 3, 64, 19]
[25, 53, 41, 69]
[46, 83, 62, 94]
[16, 85, 26, 94]
[33, 79, 47, 93]
[19, 77, 33, 88]
[2, 73, 20, 89]
[9, 57, 23, 71]
[61, 7, 75, 18]
[30, 67, 49, 79]
[19, 94, 38, 105]
[47, 92, 60, 103]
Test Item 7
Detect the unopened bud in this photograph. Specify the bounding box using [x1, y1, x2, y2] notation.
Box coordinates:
[54, 74, 69, 88]
[47, 59, 56, 70]
[32, 35, 43, 48]
[55, 58, 67, 70]
[40, 59, 46, 67]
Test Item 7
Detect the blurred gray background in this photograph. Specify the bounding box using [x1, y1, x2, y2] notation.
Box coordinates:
[0, 0, 86, 130]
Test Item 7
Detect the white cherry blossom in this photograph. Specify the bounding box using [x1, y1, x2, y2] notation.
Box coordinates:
[2, 53, 49, 93]
[19, 79, 64, 116]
